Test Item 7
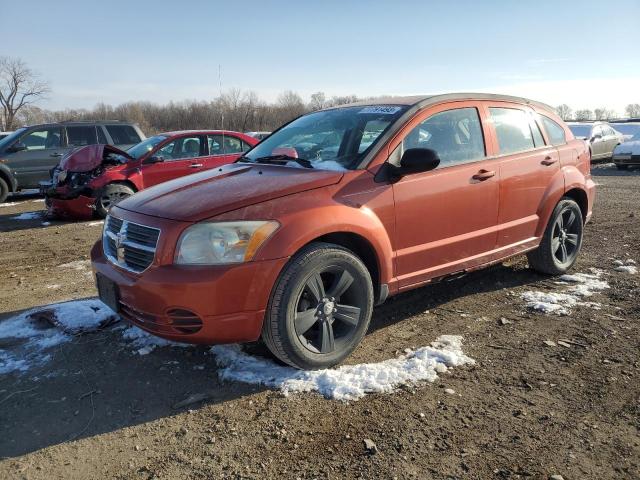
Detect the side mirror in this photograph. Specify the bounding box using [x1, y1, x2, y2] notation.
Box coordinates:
[9, 142, 27, 153]
[398, 148, 440, 175]
[143, 155, 164, 164]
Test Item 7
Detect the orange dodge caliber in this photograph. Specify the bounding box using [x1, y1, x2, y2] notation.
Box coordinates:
[91, 93, 595, 369]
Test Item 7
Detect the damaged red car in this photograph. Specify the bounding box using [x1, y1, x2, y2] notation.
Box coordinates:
[43, 130, 258, 219]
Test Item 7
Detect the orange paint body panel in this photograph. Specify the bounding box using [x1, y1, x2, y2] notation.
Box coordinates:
[91, 93, 595, 346]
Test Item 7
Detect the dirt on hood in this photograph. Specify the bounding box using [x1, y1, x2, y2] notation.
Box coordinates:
[59, 144, 132, 173]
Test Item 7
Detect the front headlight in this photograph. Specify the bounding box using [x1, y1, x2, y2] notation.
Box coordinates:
[175, 221, 279, 265]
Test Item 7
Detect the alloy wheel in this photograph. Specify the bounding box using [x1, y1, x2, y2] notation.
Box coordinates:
[551, 207, 581, 265]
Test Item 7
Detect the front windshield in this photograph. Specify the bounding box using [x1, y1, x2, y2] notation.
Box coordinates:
[0, 127, 27, 150]
[126, 135, 168, 160]
[241, 105, 409, 170]
[568, 125, 591, 138]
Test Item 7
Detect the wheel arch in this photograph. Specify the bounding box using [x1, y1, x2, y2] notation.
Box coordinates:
[0, 165, 17, 192]
[563, 187, 588, 222]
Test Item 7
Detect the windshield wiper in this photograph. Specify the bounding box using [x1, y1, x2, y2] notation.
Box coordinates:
[239, 154, 314, 169]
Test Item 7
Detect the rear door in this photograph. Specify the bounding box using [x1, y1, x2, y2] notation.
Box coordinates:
[391, 103, 500, 288]
[205, 134, 252, 168]
[486, 104, 560, 249]
[8, 126, 64, 188]
[139, 135, 207, 188]
[601, 125, 619, 157]
[590, 125, 606, 159]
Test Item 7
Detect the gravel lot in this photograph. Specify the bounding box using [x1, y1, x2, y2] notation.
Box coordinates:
[0, 165, 638, 480]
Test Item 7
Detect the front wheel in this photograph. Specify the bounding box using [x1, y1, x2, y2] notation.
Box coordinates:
[95, 184, 135, 218]
[527, 198, 583, 275]
[0, 177, 8, 204]
[262, 242, 374, 370]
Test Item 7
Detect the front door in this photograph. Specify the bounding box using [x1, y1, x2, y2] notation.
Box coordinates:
[8, 126, 65, 188]
[391, 105, 500, 289]
[140, 135, 206, 188]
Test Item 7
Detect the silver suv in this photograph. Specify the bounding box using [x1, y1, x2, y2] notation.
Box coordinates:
[567, 121, 624, 161]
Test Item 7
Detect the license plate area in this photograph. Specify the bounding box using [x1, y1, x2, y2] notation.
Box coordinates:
[96, 273, 120, 313]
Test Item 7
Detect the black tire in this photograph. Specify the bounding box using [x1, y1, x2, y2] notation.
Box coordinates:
[95, 183, 135, 218]
[616, 164, 629, 170]
[262, 242, 374, 370]
[0, 177, 8, 204]
[527, 198, 583, 275]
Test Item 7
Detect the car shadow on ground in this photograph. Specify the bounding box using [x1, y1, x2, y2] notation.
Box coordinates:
[0, 212, 101, 233]
[0, 261, 544, 458]
[591, 164, 640, 177]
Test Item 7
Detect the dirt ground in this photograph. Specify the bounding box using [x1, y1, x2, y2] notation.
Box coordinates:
[0, 165, 638, 480]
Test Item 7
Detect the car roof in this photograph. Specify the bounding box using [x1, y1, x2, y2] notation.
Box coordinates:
[330, 92, 556, 112]
[159, 130, 248, 137]
[18, 121, 138, 129]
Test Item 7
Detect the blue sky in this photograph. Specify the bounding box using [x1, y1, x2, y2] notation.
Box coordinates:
[4, 0, 639, 114]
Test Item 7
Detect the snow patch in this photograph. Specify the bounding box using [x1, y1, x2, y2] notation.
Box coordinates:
[211, 335, 475, 401]
[87, 221, 104, 227]
[522, 270, 608, 316]
[120, 325, 186, 355]
[285, 159, 348, 172]
[0, 299, 117, 374]
[12, 211, 42, 220]
[613, 259, 637, 274]
[0, 201, 24, 208]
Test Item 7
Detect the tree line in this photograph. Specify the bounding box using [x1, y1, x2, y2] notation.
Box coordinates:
[555, 103, 640, 122]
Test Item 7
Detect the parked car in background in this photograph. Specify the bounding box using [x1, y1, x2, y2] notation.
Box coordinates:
[608, 121, 640, 142]
[0, 131, 13, 140]
[0, 121, 145, 203]
[92, 93, 594, 370]
[567, 121, 624, 161]
[245, 131, 271, 141]
[44, 130, 257, 219]
[612, 127, 640, 169]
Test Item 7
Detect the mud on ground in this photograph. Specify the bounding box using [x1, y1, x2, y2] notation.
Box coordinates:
[0, 165, 638, 479]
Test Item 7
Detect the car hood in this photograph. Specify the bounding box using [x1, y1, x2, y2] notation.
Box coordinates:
[60, 144, 133, 172]
[614, 140, 640, 155]
[116, 163, 344, 222]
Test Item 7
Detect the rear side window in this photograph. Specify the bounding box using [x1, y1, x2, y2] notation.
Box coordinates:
[97, 126, 108, 144]
[541, 116, 567, 146]
[66, 126, 97, 147]
[106, 125, 141, 145]
[208, 135, 251, 154]
[489, 108, 537, 155]
[402, 107, 485, 167]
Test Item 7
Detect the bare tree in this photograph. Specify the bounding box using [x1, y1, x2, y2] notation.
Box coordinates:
[309, 92, 326, 111]
[0, 57, 50, 131]
[594, 108, 615, 120]
[555, 104, 572, 120]
[625, 103, 640, 118]
[574, 109, 594, 121]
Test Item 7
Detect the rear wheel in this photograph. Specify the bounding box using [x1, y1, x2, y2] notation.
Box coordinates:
[95, 184, 134, 218]
[527, 198, 583, 275]
[0, 178, 8, 204]
[262, 242, 374, 370]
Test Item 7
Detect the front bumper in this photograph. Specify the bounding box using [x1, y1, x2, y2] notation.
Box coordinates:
[91, 241, 289, 344]
[43, 181, 96, 220]
[613, 154, 640, 166]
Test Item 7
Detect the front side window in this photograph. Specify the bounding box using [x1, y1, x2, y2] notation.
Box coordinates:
[402, 107, 485, 167]
[20, 127, 62, 151]
[67, 126, 98, 147]
[490, 108, 537, 155]
[541, 116, 567, 146]
[241, 105, 409, 170]
[157, 136, 203, 160]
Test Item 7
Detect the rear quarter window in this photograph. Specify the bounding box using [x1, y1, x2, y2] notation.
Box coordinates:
[106, 125, 142, 145]
[541, 116, 567, 146]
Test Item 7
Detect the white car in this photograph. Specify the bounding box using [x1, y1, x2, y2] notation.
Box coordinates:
[612, 128, 640, 170]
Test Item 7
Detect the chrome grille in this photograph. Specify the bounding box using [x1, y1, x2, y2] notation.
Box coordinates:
[103, 215, 160, 273]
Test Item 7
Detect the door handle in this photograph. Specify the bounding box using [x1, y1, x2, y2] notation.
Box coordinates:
[189, 163, 203, 168]
[541, 156, 557, 166]
[50, 153, 63, 157]
[472, 169, 495, 181]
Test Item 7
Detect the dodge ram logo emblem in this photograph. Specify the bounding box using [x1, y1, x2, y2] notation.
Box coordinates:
[115, 231, 126, 263]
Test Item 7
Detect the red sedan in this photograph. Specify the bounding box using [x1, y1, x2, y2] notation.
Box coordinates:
[44, 130, 258, 219]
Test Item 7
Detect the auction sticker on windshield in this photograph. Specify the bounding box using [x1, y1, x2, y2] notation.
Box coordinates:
[359, 106, 402, 115]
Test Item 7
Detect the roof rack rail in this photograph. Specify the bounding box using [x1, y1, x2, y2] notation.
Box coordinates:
[58, 119, 124, 124]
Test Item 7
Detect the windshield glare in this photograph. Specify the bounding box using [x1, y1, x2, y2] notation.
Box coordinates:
[241, 105, 409, 170]
[126, 135, 168, 160]
[0, 127, 27, 150]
